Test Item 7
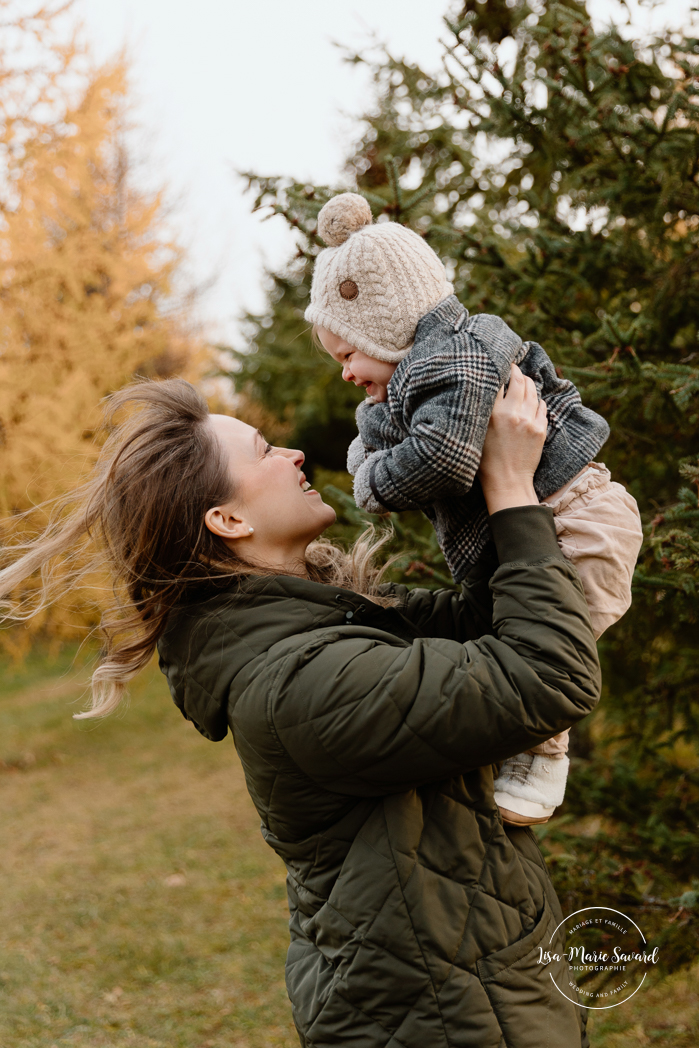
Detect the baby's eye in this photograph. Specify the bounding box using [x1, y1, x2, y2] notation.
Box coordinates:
[265, 443, 273, 454]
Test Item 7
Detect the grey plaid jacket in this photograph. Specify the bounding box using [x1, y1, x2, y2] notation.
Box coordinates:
[348, 295, 610, 582]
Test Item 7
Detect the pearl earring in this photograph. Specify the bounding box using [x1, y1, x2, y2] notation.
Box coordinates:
[248, 527, 254, 534]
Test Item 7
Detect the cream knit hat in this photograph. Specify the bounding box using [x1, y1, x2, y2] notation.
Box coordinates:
[305, 193, 453, 363]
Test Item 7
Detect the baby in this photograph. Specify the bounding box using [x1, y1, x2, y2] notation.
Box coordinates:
[305, 192, 643, 827]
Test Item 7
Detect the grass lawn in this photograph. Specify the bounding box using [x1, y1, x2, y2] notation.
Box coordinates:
[1, 649, 697, 1047]
[1, 648, 295, 1048]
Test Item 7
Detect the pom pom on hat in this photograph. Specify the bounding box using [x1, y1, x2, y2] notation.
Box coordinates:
[317, 193, 372, 246]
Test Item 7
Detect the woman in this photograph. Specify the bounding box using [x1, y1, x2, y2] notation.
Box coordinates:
[0, 369, 599, 1047]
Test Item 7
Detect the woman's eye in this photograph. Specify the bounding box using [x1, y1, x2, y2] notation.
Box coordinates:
[265, 444, 273, 454]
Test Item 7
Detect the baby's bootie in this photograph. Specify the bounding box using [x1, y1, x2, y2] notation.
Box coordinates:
[494, 752, 570, 826]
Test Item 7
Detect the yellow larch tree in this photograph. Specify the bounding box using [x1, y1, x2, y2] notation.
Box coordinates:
[0, 2, 206, 648]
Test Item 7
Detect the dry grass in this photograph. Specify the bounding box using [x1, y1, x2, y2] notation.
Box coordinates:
[1, 649, 697, 1047]
[0, 648, 296, 1048]
[586, 964, 699, 1046]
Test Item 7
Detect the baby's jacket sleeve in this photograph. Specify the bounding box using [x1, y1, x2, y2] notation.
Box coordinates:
[351, 314, 524, 514]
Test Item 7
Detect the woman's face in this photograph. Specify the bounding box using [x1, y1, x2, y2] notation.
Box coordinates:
[204, 415, 336, 573]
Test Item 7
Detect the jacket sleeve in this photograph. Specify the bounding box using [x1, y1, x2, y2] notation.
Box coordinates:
[267, 506, 601, 797]
[379, 547, 497, 643]
[353, 315, 523, 512]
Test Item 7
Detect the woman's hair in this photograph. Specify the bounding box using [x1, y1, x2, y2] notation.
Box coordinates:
[0, 379, 396, 720]
[311, 324, 324, 352]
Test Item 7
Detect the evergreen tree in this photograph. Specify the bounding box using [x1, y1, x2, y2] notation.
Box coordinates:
[227, 1, 699, 975]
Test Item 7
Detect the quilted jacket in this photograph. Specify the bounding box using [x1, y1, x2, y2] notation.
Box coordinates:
[157, 505, 600, 1047]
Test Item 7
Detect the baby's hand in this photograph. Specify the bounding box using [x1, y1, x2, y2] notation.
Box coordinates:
[477, 364, 548, 515]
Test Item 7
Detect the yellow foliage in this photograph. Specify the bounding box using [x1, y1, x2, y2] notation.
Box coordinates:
[0, 2, 207, 648]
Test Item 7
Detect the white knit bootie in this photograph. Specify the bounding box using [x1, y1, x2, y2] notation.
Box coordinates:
[494, 752, 570, 826]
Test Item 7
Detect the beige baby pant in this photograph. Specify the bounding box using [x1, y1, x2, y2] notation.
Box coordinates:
[527, 461, 643, 758]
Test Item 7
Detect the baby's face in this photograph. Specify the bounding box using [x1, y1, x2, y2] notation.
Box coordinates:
[317, 327, 397, 403]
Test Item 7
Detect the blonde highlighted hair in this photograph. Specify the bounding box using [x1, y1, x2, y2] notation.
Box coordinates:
[0, 379, 396, 719]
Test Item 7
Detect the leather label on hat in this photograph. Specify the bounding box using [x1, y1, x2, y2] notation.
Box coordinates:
[339, 279, 359, 300]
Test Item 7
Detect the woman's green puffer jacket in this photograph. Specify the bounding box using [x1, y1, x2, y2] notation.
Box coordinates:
[158, 505, 600, 1047]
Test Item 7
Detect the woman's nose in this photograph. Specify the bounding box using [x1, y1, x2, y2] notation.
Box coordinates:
[280, 447, 304, 467]
[342, 364, 354, 382]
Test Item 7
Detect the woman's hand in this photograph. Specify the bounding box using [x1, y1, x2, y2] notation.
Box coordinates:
[477, 364, 548, 515]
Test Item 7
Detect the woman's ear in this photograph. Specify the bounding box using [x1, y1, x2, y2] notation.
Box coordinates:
[204, 505, 253, 541]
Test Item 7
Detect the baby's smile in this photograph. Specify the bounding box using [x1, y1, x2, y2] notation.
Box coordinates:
[315, 327, 397, 404]
[357, 375, 391, 403]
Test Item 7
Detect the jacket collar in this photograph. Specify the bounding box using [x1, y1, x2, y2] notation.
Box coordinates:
[414, 294, 468, 341]
[176, 570, 424, 643]
[189, 571, 372, 612]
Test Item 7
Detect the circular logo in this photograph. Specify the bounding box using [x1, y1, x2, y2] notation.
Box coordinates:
[339, 279, 359, 300]
[542, 906, 659, 1009]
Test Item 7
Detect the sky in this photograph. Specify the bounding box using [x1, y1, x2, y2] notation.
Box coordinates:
[79, 0, 695, 346]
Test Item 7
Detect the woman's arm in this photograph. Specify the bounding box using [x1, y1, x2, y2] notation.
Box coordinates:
[380, 548, 497, 643]
[261, 505, 599, 797]
[247, 365, 594, 796]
